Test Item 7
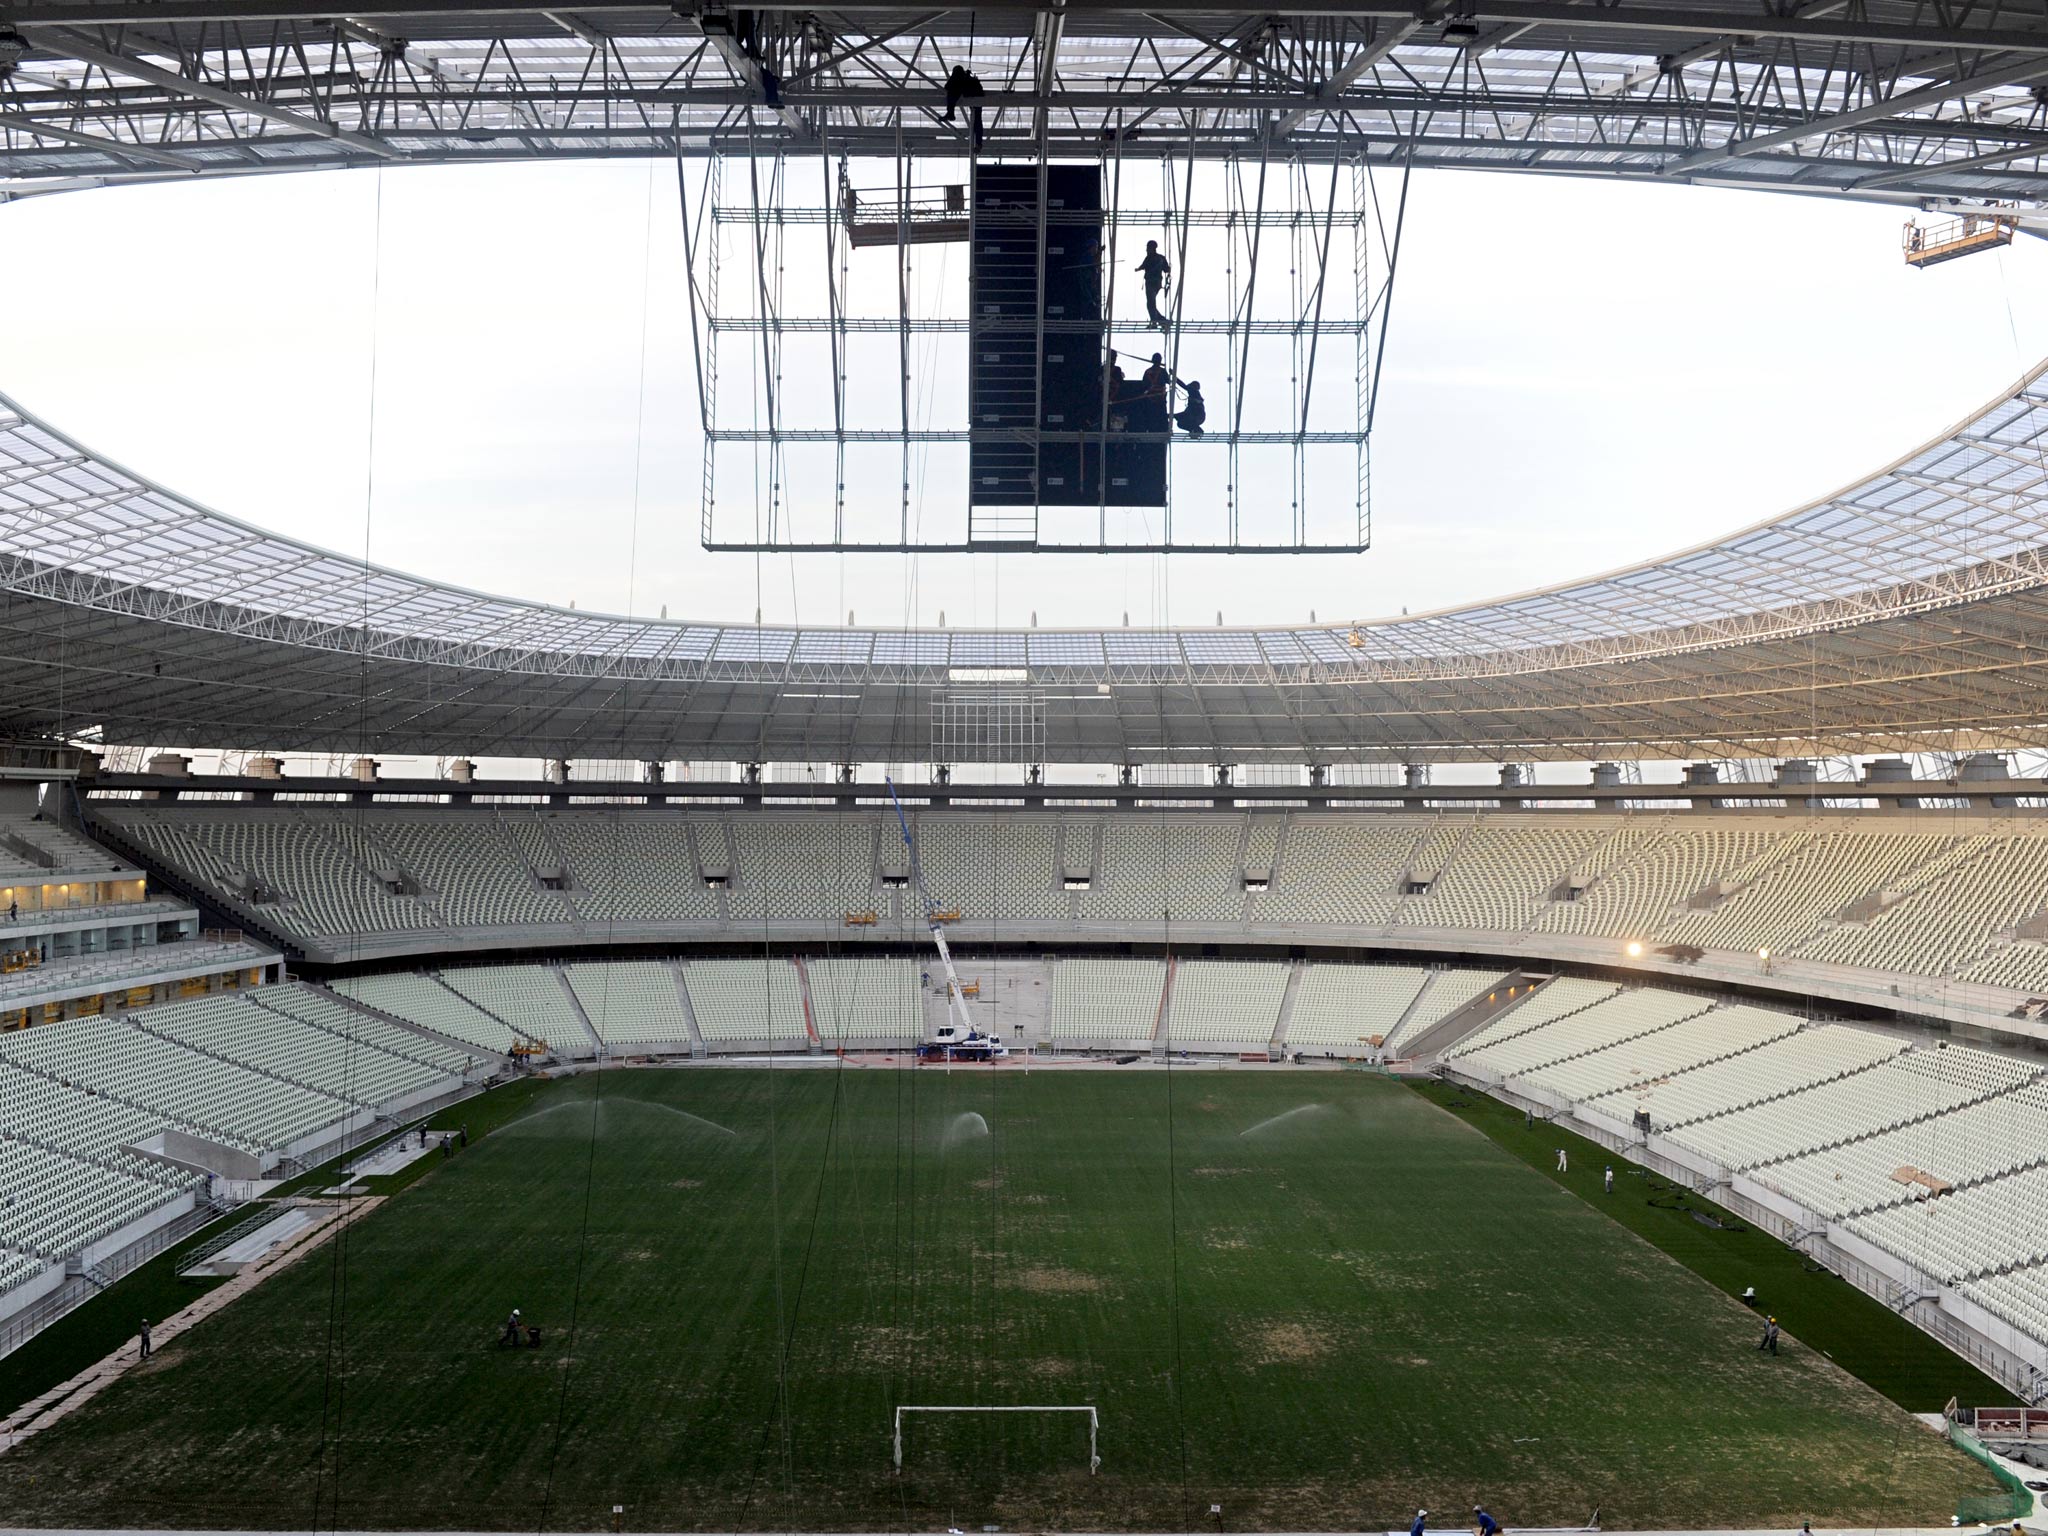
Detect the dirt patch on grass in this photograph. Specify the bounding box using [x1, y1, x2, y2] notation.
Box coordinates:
[128, 1344, 185, 1377]
[1203, 1230, 1251, 1251]
[1238, 1319, 1340, 1366]
[669, 1177, 702, 1190]
[1024, 1356, 1080, 1378]
[839, 1323, 918, 1369]
[972, 1174, 1005, 1190]
[1328, 1249, 1430, 1291]
[1013, 1265, 1105, 1296]
[1190, 1166, 1250, 1177]
[622, 1249, 658, 1262]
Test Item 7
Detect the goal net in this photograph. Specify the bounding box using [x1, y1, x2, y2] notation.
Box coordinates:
[892, 1405, 1100, 1474]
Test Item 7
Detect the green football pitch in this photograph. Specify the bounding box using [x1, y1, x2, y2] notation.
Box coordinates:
[0, 1067, 2000, 1531]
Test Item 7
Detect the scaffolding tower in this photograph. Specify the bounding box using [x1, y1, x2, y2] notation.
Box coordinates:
[682, 140, 1403, 553]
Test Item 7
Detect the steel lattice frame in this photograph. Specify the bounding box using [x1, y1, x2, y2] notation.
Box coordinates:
[7, 1, 2048, 208]
[0, 364, 2047, 761]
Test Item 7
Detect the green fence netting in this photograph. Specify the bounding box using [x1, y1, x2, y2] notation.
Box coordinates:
[1950, 1419, 2034, 1526]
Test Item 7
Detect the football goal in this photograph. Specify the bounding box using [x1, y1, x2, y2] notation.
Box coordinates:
[891, 1405, 1100, 1474]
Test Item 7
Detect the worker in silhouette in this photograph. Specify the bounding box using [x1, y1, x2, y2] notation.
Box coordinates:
[1136, 239, 1171, 327]
[1101, 349, 1128, 427]
[1137, 352, 1172, 433]
[944, 65, 985, 149]
[1173, 379, 1206, 437]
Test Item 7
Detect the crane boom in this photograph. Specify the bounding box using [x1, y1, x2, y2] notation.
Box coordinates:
[885, 777, 979, 1039]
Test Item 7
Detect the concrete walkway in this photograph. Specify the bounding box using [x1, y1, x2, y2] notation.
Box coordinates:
[0, 1196, 384, 1456]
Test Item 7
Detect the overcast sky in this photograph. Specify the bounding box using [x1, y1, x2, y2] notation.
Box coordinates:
[5, 158, 2048, 636]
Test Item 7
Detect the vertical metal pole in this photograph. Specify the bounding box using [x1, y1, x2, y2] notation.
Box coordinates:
[1293, 152, 1342, 545]
[1352, 152, 1370, 548]
[822, 143, 848, 545]
[676, 145, 717, 547]
[1095, 127, 1124, 548]
[1031, 112, 1051, 544]
[1163, 124, 1196, 546]
[745, 130, 785, 542]
[1231, 140, 1271, 546]
[895, 124, 912, 547]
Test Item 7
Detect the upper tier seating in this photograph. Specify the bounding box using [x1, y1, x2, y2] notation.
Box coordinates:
[1800, 833, 2048, 983]
[98, 808, 440, 940]
[726, 819, 877, 921]
[1077, 819, 1244, 924]
[916, 815, 1069, 921]
[508, 811, 719, 922]
[1532, 827, 1795, 939]
[88, 807, 2048, 1010]
[1251, 815, 1411, 925]
[363, 815, 563, 928]
[1394, 821, 1605, 932]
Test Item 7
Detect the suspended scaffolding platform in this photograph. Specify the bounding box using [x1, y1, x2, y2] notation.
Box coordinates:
[1903, 210, 2018, 267]
[840, 176, 970, 248]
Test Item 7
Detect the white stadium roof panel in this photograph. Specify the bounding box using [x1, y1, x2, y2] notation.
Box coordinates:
[1, 361, 2047, 760]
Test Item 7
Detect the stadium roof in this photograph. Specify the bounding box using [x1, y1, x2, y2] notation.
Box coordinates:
[2, 362, 2047, 763]
[7, 0, 2048, 205]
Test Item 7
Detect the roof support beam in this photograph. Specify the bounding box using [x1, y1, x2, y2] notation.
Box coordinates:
[0, 108, 203, 167]
[12, 0, 2048, 57]
[1855, 140, 2048, 191]
[45, 29, 406, 157]
[541, 8, 603, 45]
[1662, 52, 2048, 177]
[1033, 0, 1064, 140]
[679, 4, 810, 140]
[1273, 17, 1419, 136]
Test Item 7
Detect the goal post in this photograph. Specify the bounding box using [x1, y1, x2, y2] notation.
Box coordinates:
[892, 1405, 1100, 1474]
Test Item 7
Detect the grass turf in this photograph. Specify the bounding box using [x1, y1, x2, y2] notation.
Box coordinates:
[0, 1066, 1999, 1531]
[1408, 1078, 2012, 1411]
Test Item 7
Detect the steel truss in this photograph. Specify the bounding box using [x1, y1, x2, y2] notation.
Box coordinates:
[686, 142, 1394, 552]
[6, 2, 2048, 209]
[1, 360, 2047, 760]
